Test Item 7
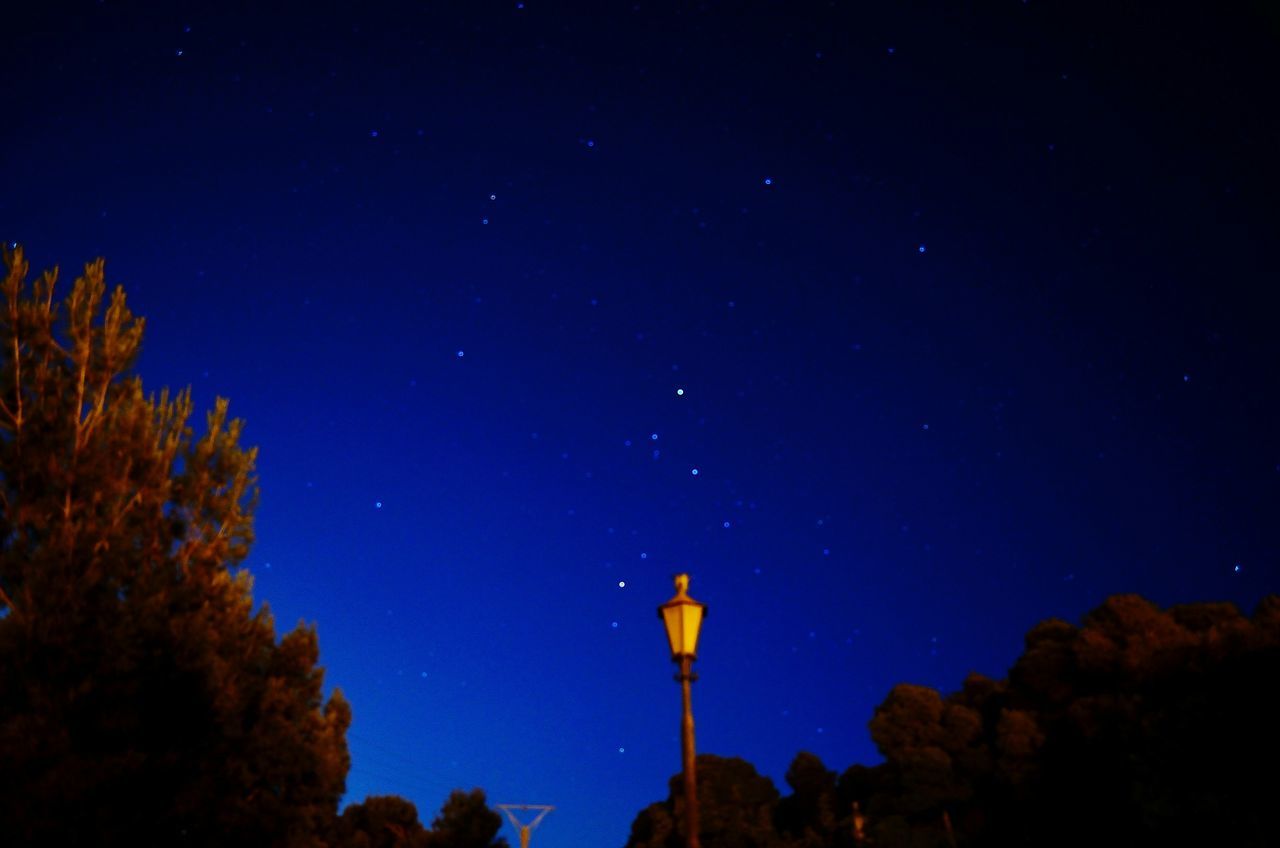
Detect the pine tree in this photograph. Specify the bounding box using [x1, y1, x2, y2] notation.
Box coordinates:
[337, 795, 432, 848]
[625, 755, 783, 848]
[0, 247, 350, 846]
[425, 789, 507, 848]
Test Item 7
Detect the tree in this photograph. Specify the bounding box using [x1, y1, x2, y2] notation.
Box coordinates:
[0, 247, 350, 845]
[623, 593, 1280, 848]
[774, 752, 838, 848]
[626, 754, 782, 848]
[424, 789, 507, 848]
[335, 790, 507, 848]
[337, 795, 431, 848]
[859, 593, 1280, 848]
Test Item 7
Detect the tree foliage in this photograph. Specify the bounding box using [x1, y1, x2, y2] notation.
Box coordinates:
[337, 789, 507, 848]
[0, 248, 350, 845]
[424, 788, 508, 848]
[626, 754, 783, 848]
[337, 795, 432, 848]
[774, 751, 838, 848]
[625, 593, 1280, 848]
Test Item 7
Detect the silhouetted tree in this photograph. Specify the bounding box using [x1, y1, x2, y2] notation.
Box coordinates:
[337, 795, 431, 848]
[424, 788, 507, 848]
[859, 593, 1280, 848]
[0, 248, 350, 846]
[623, 593, 1279, 848]
[774, 752, 838, 848]
[626, 754, 782, 848]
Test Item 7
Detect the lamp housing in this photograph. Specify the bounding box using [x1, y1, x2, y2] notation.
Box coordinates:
[658, 573, 706, 660]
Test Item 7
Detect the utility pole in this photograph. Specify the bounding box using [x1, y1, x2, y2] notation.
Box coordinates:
[496, 804, 554, 848]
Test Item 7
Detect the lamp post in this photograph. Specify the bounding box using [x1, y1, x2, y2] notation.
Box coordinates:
[658, 573, 706, 848]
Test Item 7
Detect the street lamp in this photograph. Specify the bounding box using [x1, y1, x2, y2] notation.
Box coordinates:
[658, 573, 706, 848]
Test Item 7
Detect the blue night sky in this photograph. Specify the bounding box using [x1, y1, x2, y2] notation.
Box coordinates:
[3, 2, 1277, 846]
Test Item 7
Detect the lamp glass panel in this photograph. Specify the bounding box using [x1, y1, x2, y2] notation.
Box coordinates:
[662, 604, 683, 657]
[681, 604, 703, 655]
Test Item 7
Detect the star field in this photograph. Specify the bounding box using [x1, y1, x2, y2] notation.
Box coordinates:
[2, 2, 1278, 847]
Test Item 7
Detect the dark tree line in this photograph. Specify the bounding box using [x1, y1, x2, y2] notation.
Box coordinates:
[336, 790, 506, 848]
[626, 593, 1280, 848]
[0, 248, 506, 847]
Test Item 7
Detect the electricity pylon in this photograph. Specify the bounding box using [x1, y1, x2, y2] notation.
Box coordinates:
[496, 804, 554, 848]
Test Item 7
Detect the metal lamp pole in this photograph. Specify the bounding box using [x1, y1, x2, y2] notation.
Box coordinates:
[659, 573, 706, 848]
[678, 652, 700, 848]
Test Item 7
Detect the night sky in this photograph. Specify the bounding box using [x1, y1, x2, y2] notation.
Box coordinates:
[3, 2, 1277, 846]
